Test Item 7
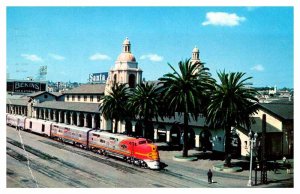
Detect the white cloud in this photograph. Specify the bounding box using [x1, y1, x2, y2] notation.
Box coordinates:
[89, 53, 111, 61]
[49, 53, 65, 61]
[140, 54, 164, 62]
[202, 12, 246, 27]
[251, 64, 264, 72]
[21, 54, 43, 62]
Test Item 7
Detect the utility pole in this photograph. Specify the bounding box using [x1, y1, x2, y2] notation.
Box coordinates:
[261, 114, 268, 184]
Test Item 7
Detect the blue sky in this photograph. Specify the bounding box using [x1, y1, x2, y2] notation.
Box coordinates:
[7, 7, 294, 88]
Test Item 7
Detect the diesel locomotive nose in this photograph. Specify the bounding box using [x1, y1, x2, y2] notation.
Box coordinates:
[148, 144, 159, 160]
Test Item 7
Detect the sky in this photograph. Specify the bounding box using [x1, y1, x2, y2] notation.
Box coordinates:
[6, 6, 294, 88]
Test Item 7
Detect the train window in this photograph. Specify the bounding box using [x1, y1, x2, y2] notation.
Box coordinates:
[139, 140, 146, 145]
[42, 124, 45, 132]
[100, 139, 105, 143]
[93, 134, 100, 138]
[110, 137, 115, 141]
[29, 121, 32, 128]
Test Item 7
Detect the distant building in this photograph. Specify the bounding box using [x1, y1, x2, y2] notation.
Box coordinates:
[62, 83, 105, 103]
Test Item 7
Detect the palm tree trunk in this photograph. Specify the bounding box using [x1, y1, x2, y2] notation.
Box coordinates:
[182, 112, 189, 157]
[114, 119, 119, 133]
[143, 113, 149, 138]
[224, 125, 232, 167]
[143, 121, 146, 138]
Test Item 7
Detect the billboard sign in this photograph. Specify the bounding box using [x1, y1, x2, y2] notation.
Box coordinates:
[89, 72, 108, 83]
[7, 81, 47, 93]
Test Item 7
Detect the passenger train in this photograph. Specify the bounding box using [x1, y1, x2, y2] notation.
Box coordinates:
[6, 113, 160, 170]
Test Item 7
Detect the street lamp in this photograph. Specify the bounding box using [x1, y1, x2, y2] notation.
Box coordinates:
[247, 131, 258, 187]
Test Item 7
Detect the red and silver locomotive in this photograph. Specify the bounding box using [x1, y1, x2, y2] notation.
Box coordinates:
[6, 114, 160, 169]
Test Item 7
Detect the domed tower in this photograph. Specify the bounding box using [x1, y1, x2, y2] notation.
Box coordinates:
[190, 46, 201, 64]
[105, 37, 143, 94]
[102, 38, 143, 132]
[190, 46, 203, 73]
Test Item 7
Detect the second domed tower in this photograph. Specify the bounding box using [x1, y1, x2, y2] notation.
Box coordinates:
[190, 46, 201, 65]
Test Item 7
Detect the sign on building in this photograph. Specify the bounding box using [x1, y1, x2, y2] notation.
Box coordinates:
[7, 80, 47, 93]
[89, 72, 108, 83]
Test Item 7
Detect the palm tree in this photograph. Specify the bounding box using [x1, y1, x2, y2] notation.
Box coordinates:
[99, 83, 129, 133]
[205, 71, 259, 166]
[159, 59, 214, 157]
[127, 83, 161, 139]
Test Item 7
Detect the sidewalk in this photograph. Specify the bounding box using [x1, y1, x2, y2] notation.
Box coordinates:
[156, 146, 293, 188]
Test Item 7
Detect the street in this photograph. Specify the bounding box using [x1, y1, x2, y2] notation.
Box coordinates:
[6, 126, 293, 188]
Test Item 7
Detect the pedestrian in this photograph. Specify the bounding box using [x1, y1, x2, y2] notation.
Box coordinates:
[286, 161, 292, 174]
[282, 156, 287, 164]
[207, 169, 213, 184]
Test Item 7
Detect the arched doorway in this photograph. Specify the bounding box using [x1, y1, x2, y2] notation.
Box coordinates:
[79, 112, 84, 127]
[125, 120, 132, 136]
[54, 110, 59, 122]
[113, 74, 117, 84]
[145, 123, 154, 140]
[224, 132, 241, 158]
[128, 74, 136, 88]
[135, 121, 143, 137]
[180, 127, 195, 149]
[65, 111, 71, 124]
[200, 129, 212, 152]
[71, 112, 77, 125]
[170, 124, 181, 145]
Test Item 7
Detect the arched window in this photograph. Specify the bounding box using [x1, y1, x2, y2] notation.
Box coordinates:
[128, 74, 136, 88]
[113, 74, 117, 84]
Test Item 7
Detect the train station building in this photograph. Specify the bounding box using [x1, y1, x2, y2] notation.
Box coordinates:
[6, 38, 293, 159]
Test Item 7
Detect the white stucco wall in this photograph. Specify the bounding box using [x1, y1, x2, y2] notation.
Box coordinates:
[65, 94, 101, 103]
[251, 109, 283, 133]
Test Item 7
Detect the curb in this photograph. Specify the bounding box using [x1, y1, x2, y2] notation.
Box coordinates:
[173, 155, 198, 162]
[213, 163, 243, 173]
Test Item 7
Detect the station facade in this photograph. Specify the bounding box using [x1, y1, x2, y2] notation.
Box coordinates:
[6, 38, 293, 159]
